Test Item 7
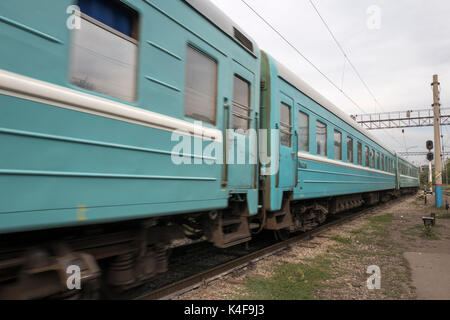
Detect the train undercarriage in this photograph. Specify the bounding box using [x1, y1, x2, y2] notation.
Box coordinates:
[0, 188, 418, 299]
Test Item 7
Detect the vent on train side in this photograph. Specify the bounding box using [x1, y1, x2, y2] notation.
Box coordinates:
[233, 27, 254, 52]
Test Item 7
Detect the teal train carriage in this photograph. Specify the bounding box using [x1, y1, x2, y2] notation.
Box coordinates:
[0, 0, 418, 298]
[0, 0, 260, 298]
[258, 51, 418, 234]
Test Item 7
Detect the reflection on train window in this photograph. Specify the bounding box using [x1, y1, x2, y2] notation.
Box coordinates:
[347, 137, 353, 163]
[232, 76, 251, 131]
[365, 146, 369, 167]
[357, 142, 362, 165]
[184, 45, 218, 125]
[370, 150, 375, 168]
[298, 112, 309, 152]
[377, 152, 380, 169]
[280, 103, 292, 147]
[70, 0, 139, 101]
[316, 121, 327, 156]
[334, 130, 342, 160]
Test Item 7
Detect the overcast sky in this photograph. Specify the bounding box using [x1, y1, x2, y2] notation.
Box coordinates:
[210, 0, 450, 166]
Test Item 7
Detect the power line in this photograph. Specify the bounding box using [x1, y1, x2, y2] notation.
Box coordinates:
[240, 0, 403, 147]
[308, 0, 385, 113]
[240, 0, 366, 115]
[306, 0, 406, 146]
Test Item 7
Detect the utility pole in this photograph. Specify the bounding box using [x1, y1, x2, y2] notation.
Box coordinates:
[432, 75, 443, 208]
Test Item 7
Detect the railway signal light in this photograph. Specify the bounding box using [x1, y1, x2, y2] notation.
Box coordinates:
[426, 140, 433, 150]
[427, 152, 434, 161]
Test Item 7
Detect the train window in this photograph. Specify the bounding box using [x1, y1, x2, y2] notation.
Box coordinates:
[232, 76, 251, 131]
[184, 45, 218, 125]
[347, 137, 354, 163]
[371, 150, 375, 168]
[298, 112, 309, 152]
[357, 142, 362, 165]
[381, 155, 385, 171]
[280, 103, 292, 147]
[385, 157, 388, 171]
[233, 27, 254, 52]
[334, 130, 342, 160]
[316, 121, 327, 156]
[365, 146, 369, 167]
[70, 0, 139, 102]
[376, 152, 380, 169]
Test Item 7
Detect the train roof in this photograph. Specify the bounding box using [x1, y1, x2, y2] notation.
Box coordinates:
[184, 1, 416, 169]
[183, 0, 257, 56]
[271, 56, 418, 168]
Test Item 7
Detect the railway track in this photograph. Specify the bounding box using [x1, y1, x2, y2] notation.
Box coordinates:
[135, 195, 411, 300]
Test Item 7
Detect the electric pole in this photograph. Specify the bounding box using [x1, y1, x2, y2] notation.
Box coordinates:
[432, 75, 443, 208]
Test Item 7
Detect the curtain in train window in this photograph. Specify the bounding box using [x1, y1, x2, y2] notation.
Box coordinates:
[371, 150, 375, 168]
[184, 45, 218, 125]
[347, 137, 353, 163]
[280, 103, 292, 147]
[78, 0, 136, 37]
[316, 121, 327, 156]
[70, 0, 138, 101]
[377, 152, 380, 169]
[298, 112, 309, 152]
[334, 130, 342, 160]
[232, 76, 251, 131]
[357, 142, 362, 165]
[365, 146, 370, 167]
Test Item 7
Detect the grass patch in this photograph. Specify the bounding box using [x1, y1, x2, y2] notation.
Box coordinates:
[236, 212, 413, 300]
[403, 224, 440, 240]
[330, 235, 353, 245]
[237, 256, 334, 300]
[420, 226, 440, 240]
[436, 213, 450, 219]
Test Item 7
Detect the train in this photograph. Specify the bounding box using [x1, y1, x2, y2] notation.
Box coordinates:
[0, 0, 419, 299]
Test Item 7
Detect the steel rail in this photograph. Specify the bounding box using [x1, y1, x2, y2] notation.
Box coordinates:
[136, 196, 411, 300]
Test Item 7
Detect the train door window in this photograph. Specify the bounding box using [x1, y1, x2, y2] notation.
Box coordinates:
[316, 121, 327, 156]
[347, 137, 354, 163]
[232, 76, 251, 131]
[280, 103, 292, 147]
[334, 130, 342, 160]
[184, 45, 218, 125]
[298, 112, 309, 152]
[376, 152, 380, 169]
[70, 0, 139, 102]
[357, 142, 362, 165]
[365, 146, 369, 167]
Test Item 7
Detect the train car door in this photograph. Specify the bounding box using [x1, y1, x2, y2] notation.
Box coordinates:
[277, 95, 296, 188]
[225, 62, 256, 190]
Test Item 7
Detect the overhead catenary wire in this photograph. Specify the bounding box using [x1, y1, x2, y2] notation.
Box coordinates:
[307, 0, 403, 147]
[308, 0, 385, 113]
[240, 0, 367, 115]
[240, 0, 403, 147]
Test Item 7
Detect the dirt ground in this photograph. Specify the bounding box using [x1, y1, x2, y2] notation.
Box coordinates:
[175, 194, 450, 300]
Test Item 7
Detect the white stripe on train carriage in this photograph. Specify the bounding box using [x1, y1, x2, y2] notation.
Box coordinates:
[298, 152, 396, 177]
[0, 69, 222, 142]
